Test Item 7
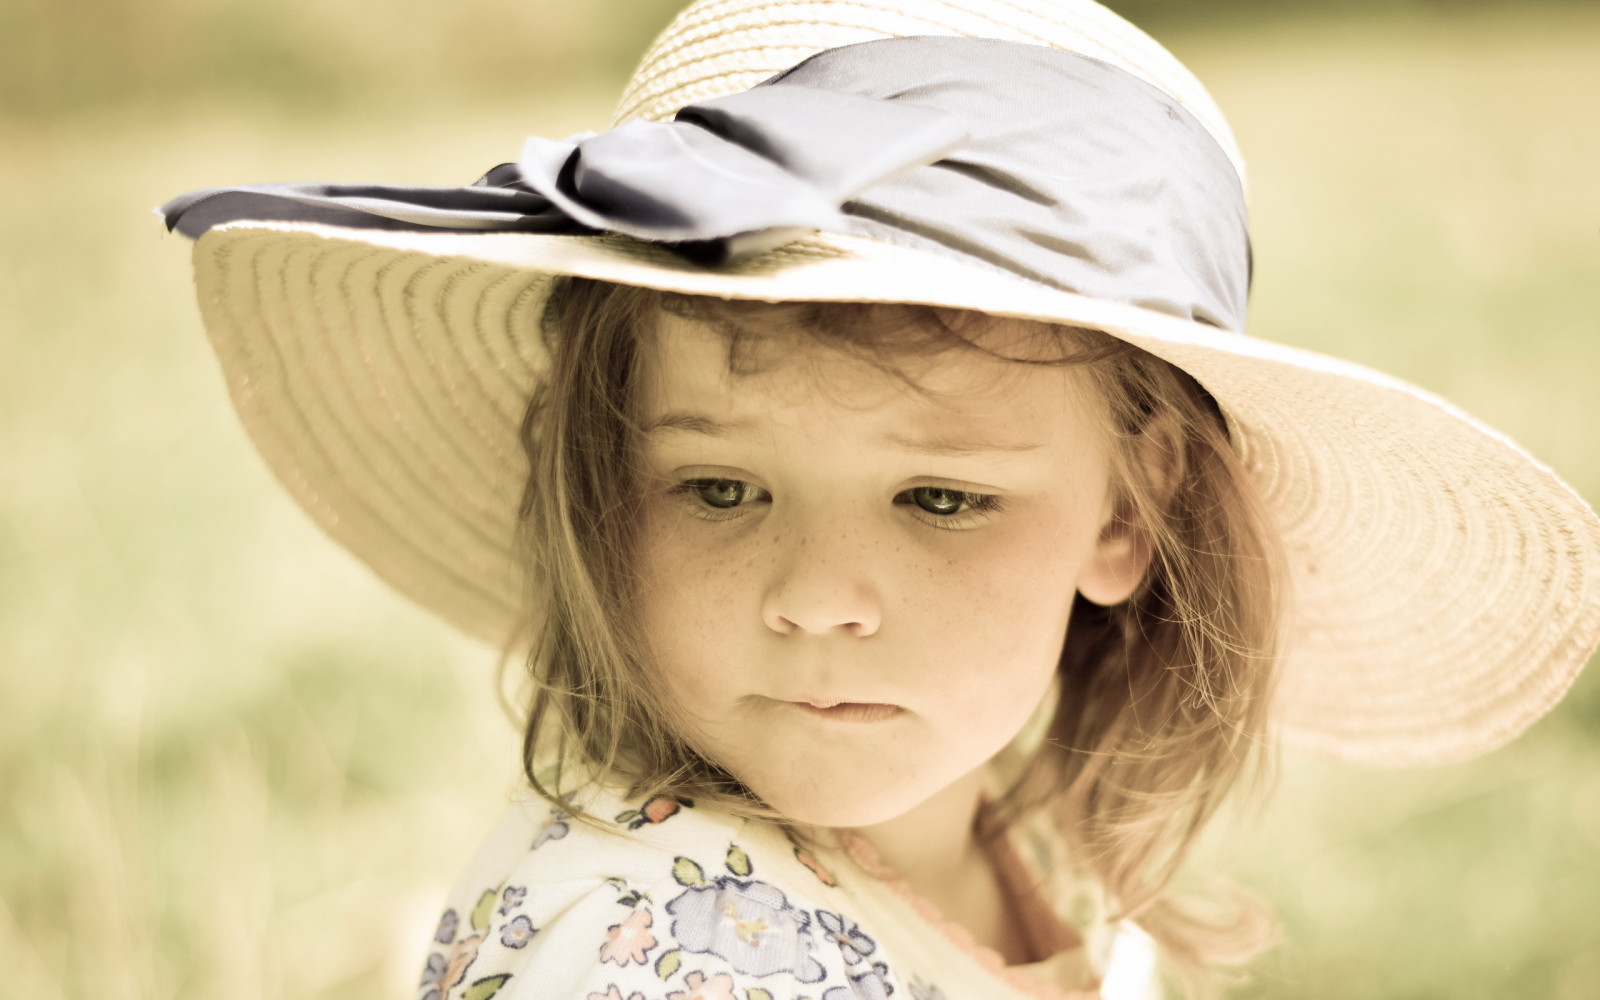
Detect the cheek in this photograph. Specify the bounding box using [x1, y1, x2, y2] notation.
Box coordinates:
[910, 508, 1088, 695]
[976, 508, 1088, 613]
[635, 511, 749, 701]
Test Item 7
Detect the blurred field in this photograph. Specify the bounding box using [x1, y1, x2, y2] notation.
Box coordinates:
[2, 4, 1598, 999]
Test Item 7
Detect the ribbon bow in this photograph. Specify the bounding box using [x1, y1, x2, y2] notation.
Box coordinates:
[161, 85, 969, 265]
[162, 36, 1252, 331]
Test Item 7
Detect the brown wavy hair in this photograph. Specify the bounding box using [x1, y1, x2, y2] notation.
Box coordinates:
[511, 275, 1288, 994]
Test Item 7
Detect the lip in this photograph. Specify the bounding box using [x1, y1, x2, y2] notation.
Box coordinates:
[789, 700, 903, 723]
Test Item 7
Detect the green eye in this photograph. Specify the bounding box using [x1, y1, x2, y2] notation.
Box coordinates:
[673, 479, 1000, 527]
[911, 486, 968, 515]
[691, 479, 753, 509]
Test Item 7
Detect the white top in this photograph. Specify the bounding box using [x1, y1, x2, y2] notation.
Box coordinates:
[415, 778, 1158, 1000]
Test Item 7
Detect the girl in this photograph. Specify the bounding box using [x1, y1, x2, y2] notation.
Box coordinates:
[159, 0, 1600, 997]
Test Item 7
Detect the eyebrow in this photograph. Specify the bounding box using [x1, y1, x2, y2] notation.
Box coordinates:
[644, 411, 1042, 458]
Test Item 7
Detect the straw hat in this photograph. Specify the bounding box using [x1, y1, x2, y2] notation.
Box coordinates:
[162, 0, 1599, 766]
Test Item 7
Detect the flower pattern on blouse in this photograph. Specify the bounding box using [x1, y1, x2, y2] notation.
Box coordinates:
[908, 975, 949, 1000]
[499, 915, 536, 949]
[794, 846, 841, 888]
[600, 907, 657, 966]
[434, 908, 459, 945]
[419, 932, 482, 1000]
[414, 792, 1117, 1000]
[615, 794, 692, 830]
[816, 909, 877, 965]
[823, 960, 894, 999]
[532, 809, 570, 850]
[663, 855, 828, 983]
[498, 886, 526, 916]
[666, 970, 739, 1000]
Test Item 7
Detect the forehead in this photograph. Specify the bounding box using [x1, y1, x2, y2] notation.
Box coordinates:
[639, 308, 1112, 453]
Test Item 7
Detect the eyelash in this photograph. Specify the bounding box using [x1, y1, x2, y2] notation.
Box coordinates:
[667, 478, 1006, 531]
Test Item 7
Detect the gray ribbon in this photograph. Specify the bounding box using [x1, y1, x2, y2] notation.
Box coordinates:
[161, 35, 1251, 330]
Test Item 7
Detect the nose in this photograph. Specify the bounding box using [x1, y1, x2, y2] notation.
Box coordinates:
[760, 518, 883, 638]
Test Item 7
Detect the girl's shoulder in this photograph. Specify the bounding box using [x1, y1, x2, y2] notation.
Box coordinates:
[453, 780, 754, 888]
[417, 779, 1144, 1000]
[443, 779, 847, 916]
[417, 781, 898, 1000]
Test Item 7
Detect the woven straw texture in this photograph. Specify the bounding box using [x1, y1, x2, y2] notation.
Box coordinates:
[183, 0, 1600, 765]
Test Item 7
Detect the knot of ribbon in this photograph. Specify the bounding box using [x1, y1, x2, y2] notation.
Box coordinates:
[162, 36, 1251, 331]
[161, 84, 969, 265]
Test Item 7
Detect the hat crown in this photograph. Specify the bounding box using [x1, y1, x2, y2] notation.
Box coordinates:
[613, 0, 1246, 188]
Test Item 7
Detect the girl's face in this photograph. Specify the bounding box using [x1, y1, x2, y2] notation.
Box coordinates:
[635, 311, 1146, 829]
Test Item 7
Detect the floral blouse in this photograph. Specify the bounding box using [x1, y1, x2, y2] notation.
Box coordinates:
[415, 779, 1157, 1000]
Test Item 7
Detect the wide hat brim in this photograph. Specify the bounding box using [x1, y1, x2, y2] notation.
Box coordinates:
[186, 218, 1600, 766]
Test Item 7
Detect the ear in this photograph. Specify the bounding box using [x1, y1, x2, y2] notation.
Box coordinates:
[1075, 414, 1180, 607]
[1076, 497, 1154, 607]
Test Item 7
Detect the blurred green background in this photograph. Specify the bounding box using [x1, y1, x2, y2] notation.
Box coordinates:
[3, 1, 1597, 998]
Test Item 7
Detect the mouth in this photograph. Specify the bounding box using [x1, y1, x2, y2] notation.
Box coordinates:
[789, 700, 903, 723]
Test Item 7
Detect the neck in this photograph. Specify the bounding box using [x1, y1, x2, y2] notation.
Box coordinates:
[844, 764, 990, 896]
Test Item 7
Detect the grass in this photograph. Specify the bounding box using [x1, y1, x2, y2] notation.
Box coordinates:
[2, 6, 1597, 998]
